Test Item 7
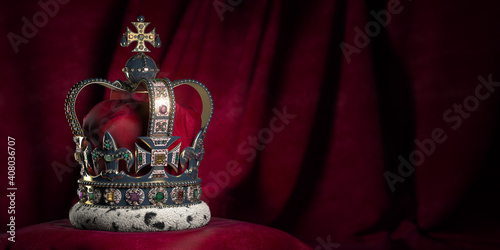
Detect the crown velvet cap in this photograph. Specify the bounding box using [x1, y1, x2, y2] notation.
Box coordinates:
[64, 16, 213, 232]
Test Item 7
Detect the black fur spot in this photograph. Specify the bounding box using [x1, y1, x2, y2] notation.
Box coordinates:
[105, 207, 117, 213]
[112, 222, 119, 231]
[117, 212, 121, 216]
[80, 224, 87, 230]
[152, 222, 165, 229]
[187, 216, 193, 223]
[135, 214, 141, 218]
[85, 218, 91, 224]
[203, 215, 207, 220]
[144, 212, 157, 226]
[92, 217, 97, 223]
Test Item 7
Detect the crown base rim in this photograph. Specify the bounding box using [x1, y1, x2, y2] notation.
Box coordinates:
[69, 201, 210, 232]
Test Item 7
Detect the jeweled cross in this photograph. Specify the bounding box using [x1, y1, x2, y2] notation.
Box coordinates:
[135, 136, 182, 178]
[120, 15, 161, 52]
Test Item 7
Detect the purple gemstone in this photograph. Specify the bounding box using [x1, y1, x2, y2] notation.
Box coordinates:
[77, 190, 84, 199]
[159, 105, 168, 114]
[129, 192, 139, 201]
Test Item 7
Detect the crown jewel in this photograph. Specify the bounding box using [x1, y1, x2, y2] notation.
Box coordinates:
[119, 16, 161, 89]
[64, 16, 213, 216]
[120, 15, 161, 52]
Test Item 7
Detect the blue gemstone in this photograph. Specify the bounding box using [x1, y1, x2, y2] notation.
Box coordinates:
[120, 34, 127, 47]
[155, 36, 161, 47]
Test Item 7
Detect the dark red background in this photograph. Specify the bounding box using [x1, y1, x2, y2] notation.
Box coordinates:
[1, 0, 500, 249]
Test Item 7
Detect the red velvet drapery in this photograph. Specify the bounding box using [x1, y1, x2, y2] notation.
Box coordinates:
[1, 0, 500, 249]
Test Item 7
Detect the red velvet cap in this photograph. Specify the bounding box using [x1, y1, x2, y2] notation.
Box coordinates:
[82, 97, 201, 174]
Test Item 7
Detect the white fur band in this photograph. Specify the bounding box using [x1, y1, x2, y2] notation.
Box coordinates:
[69, 201, 211, 232]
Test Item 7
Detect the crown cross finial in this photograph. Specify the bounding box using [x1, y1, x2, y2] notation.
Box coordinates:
[120, 15, 161, 53]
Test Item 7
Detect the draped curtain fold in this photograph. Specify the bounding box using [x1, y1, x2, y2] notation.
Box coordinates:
[1, 0, 500, 248]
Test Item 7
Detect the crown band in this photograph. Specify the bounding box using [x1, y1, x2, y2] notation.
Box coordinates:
[76, 183, 202, 208]
[77, 179, 201, 188]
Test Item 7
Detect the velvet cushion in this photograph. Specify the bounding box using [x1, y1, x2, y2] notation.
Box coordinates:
[0, 218, 310, 250]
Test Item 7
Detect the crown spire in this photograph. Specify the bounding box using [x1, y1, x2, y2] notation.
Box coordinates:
[120, 15, 161, 53]
[120, 16, 161, 86]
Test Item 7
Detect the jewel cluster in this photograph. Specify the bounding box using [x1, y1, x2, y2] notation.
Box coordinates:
[77, 185, 202, 207]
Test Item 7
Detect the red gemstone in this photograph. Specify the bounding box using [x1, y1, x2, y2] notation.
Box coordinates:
[177, 190, 184, 200]
[159, 105, 168, 114]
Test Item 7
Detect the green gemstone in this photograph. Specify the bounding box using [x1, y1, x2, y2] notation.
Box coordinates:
[193, 189, 199, 198]
[105, 143, 110, 148]
[89, 192, 94, 199]
[138, 155, 143, 162]
[155, 192, 164, 201]
[124, 153, 128, 158]
[104, 155, 113, 162]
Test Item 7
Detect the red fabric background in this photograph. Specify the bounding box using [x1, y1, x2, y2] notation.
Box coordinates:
[1, 0, 500, 249]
